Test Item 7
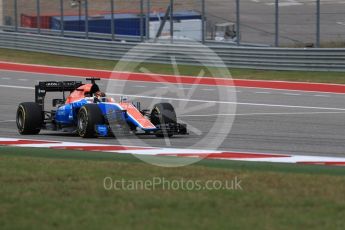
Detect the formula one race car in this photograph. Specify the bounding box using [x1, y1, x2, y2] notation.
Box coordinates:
[16, 78, 187, 138]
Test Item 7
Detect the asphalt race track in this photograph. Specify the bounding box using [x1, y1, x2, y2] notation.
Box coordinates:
[1, 70, 345, 157]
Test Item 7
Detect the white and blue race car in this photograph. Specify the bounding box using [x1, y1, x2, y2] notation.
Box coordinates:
[16, 78, 187, 138]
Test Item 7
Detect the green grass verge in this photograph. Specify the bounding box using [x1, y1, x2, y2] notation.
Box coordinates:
[1, 147, 345, 230]
[1, 48, 345, 84]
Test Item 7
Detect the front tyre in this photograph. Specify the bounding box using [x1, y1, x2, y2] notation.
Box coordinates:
[77, 104, 104, 138]
[150, 103, 177, 138]
[16, 102, 43, 135]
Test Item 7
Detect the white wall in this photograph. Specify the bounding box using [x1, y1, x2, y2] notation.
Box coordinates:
[150, 19, 202, 41]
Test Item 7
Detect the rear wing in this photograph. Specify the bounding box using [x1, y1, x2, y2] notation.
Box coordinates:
[36, 81, 83, 92]
[35, 81, 83, 110]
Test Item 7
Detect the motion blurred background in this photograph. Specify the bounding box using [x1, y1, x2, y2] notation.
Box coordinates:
[0, 0, 344, 47]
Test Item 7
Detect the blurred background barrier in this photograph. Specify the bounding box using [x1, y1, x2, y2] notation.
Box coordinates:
[1, 0, 345, 47]
[0, 31, 344, 71]
[0, 0, 344, 72]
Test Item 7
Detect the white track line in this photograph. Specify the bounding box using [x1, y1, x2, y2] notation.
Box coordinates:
[236, 85, 345, 96]
[0, 120, 16, 123]
[0, 84, 344, 112]
[282, 93, 301, 96]
[177, 87, 192, 90]
[313, 94, 331, 97]
[255, 92, 271, 94]
[336, 21, 345, 26]
[107, 93, 345, 111]
[0, 84, 33, 89]
[179, 111, 345, 118]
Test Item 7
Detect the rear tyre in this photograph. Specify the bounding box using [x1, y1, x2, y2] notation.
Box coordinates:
[150, 103, 177, 138]
[16, 102, 43, 135]
[77, 104, 104, 138]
